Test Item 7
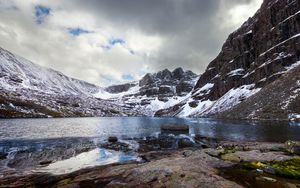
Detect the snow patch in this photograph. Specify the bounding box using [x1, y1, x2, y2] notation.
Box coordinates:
[204, 84, 261, 115]
[194, 83, 214, 96]
[146, 95, 191, 116]
[227, 68, 244, 77]
[285, 61, 300, 71]
[178, 99, 214, 117]
[259, 33, 300, 57]
[178, 84, 261, 117]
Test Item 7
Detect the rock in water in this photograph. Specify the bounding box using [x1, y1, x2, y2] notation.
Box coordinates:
[161, 124, 189, 134]
[108, 136, 118, 143]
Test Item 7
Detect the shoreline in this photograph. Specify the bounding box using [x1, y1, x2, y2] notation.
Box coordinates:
[0, 135, 299, 187]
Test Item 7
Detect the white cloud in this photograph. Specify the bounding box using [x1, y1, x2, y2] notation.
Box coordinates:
[0, 0, 262, 86]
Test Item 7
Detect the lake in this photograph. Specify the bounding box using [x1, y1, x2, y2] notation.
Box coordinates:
[0, 117, 300, 142]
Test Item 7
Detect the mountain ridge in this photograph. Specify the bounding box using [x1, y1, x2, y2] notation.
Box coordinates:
[155, 0, 300, 120]
[0, 0, 299, 120]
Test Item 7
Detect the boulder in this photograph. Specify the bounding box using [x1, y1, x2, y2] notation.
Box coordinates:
[178, 138, 194, 148]
[161, 124, 189, 135]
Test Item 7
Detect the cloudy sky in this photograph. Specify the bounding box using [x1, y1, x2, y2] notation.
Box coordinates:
[0, 0, 262, 86]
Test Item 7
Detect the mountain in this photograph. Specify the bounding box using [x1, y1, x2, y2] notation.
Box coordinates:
[0, 47, 197, 117]
[95, 68, 198, 116]
[156, 0, 300, 120]
[0, 47, 142, 117]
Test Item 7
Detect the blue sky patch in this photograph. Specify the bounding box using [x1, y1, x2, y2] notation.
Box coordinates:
[122, 74, 134, 81]
[35, 5, 50, 24]
[68, 27, 92, 36]
[108, 37, 125, 46]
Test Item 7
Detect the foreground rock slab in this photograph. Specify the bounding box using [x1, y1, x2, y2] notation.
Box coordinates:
[0, 141, 299, 188]
[0, 150, 241, 188]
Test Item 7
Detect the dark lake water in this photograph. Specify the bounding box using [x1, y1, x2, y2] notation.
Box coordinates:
[0, 117, 300, 142]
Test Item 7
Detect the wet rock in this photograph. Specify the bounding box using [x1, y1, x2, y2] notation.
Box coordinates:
[108, 136, 118, 143]
[285, 140, 300, 155]
[194, 135, 218, 148]
[140, 151, 173, 162]
[137, 136, 173, 152]
[178, 138, 194, 148]
[101, 142, 130, 152]
[262, 166, 276, 175]
[137, 134, 198, 152]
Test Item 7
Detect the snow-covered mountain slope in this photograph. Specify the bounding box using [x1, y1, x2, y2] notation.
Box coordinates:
[94, 68, 199, 116]
[0, 46, 198, 118]
[156, 0, 300, 120]
[216, 64, 300, 120]
[0, 47, 100, 96]
[0, 47, 141, 118]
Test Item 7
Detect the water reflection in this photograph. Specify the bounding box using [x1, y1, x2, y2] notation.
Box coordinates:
[36, 148, 139, 175]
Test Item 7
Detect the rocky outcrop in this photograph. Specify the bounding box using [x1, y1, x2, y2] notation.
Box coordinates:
[157, 0, 300, 119]
[137, 67, 197, 97]
[105, 83, 136, 93]
[194, 0, 300, 99]
[102, 67, 198, 116]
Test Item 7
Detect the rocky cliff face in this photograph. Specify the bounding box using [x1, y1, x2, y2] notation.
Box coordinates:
[156, 0, 300, 120]
[98, 68, 198, 116]
[137, 68, 197, 97]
